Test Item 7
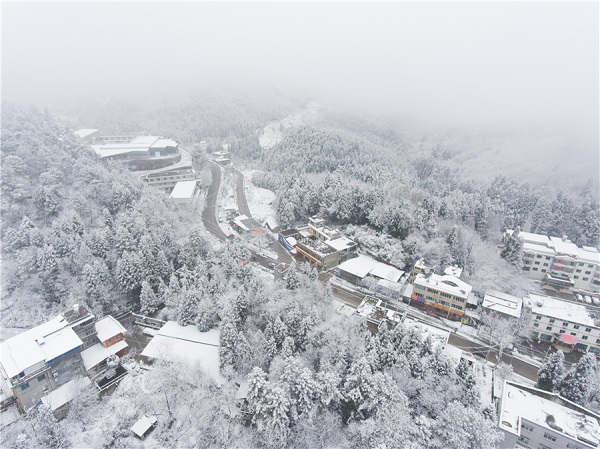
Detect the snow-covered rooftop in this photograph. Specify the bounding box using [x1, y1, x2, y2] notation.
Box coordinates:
[325, 236, 357, 252]
[338, 255, 378, 278]
[522, 241, 556, 256]
[141, 322, 224, 385]
[482, 290, 523, 319]
[414, 273, 472, 299]
[41, 376, 91, 411]
[90, 136, 178, 159]
[549, 236, 580, 256]
[527, 294, 595, 327]
[80, 340, 128, 371]
[338, 255, 404, 282]
[0, 315, 83, 379]
[95, 316, 126, 343]
[377, 278, 404, 293]
[516, 231, 552, 246]
[499, 381, 600, 446]
[443, 266, 463, 278]
[150, 138, 178, 148]
[577, 246, 600, 264]
[170, 180, 198, 199]
[131, 415, 157, 438]
[73, 129, 99, 139]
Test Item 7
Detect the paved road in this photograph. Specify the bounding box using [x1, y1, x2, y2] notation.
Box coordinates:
[201, 162, 227, 240]
[233, 168, 252, 218]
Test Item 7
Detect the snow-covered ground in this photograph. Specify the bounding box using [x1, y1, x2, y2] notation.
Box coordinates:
[258, 103, 320, 149]
[242, 170, 276, 223]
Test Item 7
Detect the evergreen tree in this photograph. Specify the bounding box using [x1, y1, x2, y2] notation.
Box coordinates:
[140, 281, 160, 315]
[537, 351, 565, 392]
[559, 353, 597, 405]
[501, 226, 523, 267]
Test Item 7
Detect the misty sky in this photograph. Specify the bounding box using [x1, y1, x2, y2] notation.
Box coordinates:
[2, 2, 598, 139]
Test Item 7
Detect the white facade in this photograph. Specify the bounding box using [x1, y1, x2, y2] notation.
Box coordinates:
[524, 294, 600, 354]
[505, 230, 600, 293]
[169, 180, 199, 205]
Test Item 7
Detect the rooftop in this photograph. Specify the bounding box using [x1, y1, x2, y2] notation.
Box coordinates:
[443, 265, 463, 278]
[337, 255, 404, 282]
[232, 215, 261, 232]
[131, 415, 157, 438]
[95, 316, 126, 343]
[325, 236, 357, 252]
[170, 180, 198, 199]
[482, 290, 523, 319]
[414, 273, 472, 299]
[80, 340, 128, 371]
[499, 381, 600, 446]
[91, 136, 178, 159]
[550, 236, 581, 256]
[527, 293, 595, 327]
[41, 376, 91, 411]
[523, 241, 556, 256]
[0, 314, 85, 379]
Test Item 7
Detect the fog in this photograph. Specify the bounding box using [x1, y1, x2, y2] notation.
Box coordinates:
[2, 2, 598, 142]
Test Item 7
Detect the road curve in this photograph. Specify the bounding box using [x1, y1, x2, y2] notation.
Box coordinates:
[201, 162, 227, 241]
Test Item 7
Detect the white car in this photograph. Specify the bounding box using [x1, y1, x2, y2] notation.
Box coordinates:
[576, 294, 584, 302]
[584, 295, 592, 305]
[592, 297, 600, 306]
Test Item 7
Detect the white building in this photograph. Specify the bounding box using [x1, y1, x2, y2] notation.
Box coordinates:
[524, 293, 600, 354]
[498, 381, 600, 449]
[505, 230, 600, 293]
[169, 180, 199, 205]
[336, 254, 404, 286]
[411, 273, 473, 321]
[90, 135, 180, 171]
[481, 290, 523, 321]
[73, 129, 99, 140]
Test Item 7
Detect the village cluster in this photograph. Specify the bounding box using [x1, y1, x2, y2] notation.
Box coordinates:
[0, 128, 598, 447]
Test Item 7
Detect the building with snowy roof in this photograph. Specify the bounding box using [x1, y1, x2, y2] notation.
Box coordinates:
[0, 304, 96, 413]
[481, 290, 523, 320]
[80, 315, 129, 374]
[498, 381, 600, 449]
[131, 414, 158, 440]
[411, 273, 473, 321]
[73, 129, 99, 140]
[231, 215, 262, 233]
[141, 322, 225, 386]
[90, 135, 181, 171]
[41, 376, 91, 420]
[504, 230, 600, 293]
[336, 254, 404, 288]
[169, 180, 199, 205]
[524, 294, 600, 354]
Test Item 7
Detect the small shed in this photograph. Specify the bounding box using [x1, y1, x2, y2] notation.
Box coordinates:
[131, 415, 157, 440]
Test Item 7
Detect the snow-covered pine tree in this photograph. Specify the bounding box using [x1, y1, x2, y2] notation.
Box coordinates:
[537, 350, 565, 392]
[500, 226, 523, 267]
[559, 353, 597, 405]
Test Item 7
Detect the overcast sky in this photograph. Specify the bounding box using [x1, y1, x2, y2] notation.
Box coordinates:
[2, 1, 598, 140]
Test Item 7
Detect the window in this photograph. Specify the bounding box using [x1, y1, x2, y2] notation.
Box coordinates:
[567, 443, 583, 449]
[563, 322, 569, 327]
[585, 271, 591, 275]
[597, 339, 600, 344]
[518, 436, 530, 444]
[582, 336, 588, 340]
[546, 326, 552, 331]
[20, 382, 30, 391]
[521, 424, 534, 432]
[570, 332, 576, 336]
[536, 315, 542, 320]
[534, 323, 539, 328]
[559, 330, 565, 334]
[549, 319, 555, 323]
[543, 263, 548, 267]
[576, 269, 582, 273]
[536, 255, 542, 259]
[37, 374, 45, 382]
[533, 268, 539, 271]
[583, 277, 589, 281]
[538, 445, 552, 449]
[575, 276, 580, 279]
[543, 433, 557, 442]
[573, 325, 580, 330]
[585, 327, 592, 332]
[535, 261, 540, 265]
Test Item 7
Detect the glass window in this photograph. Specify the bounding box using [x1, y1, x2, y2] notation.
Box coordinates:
[559, 330, 565, 334]
[534, 323, 539, 328]
[583, 277, 589, 281]
[549, 319, 555, 323]
[543, 433, 557, 442]
[37, 374, 45, 382]
[573, 325, 580, 330]
[582, 336, 588, 340]
[546, 326, 552, 331]
[536, 316, 542, 320]
[20, 382, 30, 391]
[585, 327, 592, 332]
[521, 424, 534, 432]
[570, 332, 576, 336]
[563, 322, 569, 327]
[518, 436, 530, 444]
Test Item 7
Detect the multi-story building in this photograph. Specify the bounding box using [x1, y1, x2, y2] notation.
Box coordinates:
[498, 381, 600, 449]
[481, 290, 523, 321]
[141, 167, 196, 193]
[504, 230, 600, 293]
[0, 305, 95, 413]
[279, 216, 358, 269]
[90, 135, 181, 171]
[80, 316, 129, 376]
[524, 293, 600, 354]
[411, 273, 473, 321]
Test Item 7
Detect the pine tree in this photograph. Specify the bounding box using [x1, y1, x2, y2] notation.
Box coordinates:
[140, 281, 160, 315]
[559, 353, 597, 405]
[537, 351, 565, 392]
[501, 226, 523, 267]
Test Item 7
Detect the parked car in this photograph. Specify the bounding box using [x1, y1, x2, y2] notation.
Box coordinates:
[592, 297, 600, 306]
[584, 295, 593, 305]
[576, 294, 584, 302]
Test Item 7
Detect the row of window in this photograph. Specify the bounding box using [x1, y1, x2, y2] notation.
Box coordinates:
[535, 316, 594, 332]
[527, 253, 596, 270]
